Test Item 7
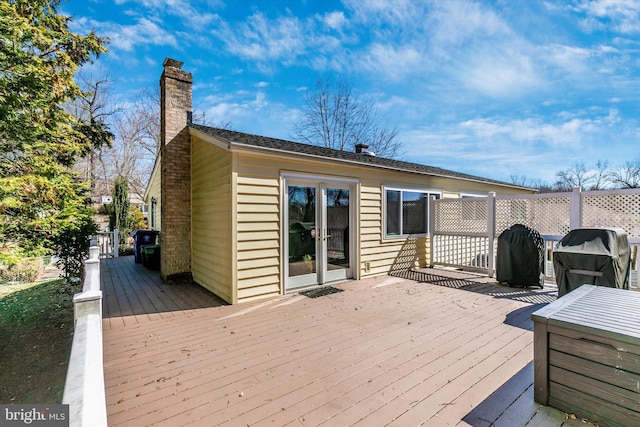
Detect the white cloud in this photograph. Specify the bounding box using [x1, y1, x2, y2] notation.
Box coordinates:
[460, 48, 542, 98]
[203, 90, 270, 123]
[211, 8, 360, 74]
[544, 44, 592, 73]
[426, 0, 513, 59]
[78, 16, 179, 52]
[115, 0, 220, 27]
[213, 12, 306, 69]
[397, 105, 636, 183]
[201, 89, 301, 141]
[575, 0, 640, 33]
[318, 11, 348, 31]
[342, 0, 421, 27]
[359, 43, 422, 81]
[460, 116, 598, 147]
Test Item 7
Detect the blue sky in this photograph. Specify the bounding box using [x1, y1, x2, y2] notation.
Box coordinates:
[63, 0, 640, 184]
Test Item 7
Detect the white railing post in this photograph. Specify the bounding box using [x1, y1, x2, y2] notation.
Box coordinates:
[429, 195, 436, 267]
[570, 187, 582, 230]
[113, 229, 119, 258]
[487, 192, 496, 277]
[63, 245, 107, 427]
[93, 230, 119, 258]
[89, 245, 100, 261]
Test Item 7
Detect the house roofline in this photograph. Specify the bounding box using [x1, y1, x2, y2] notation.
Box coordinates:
[189, 126, 535, 193]
[144, 150, 162, 201]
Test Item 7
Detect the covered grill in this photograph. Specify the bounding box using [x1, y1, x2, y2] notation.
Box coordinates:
[553, 228, 630, 297]
[496, 224, 545, 288]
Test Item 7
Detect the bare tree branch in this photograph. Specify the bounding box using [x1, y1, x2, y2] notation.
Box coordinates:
[70, 69, 117, 195]
[292, 75, 402, 158]
[554, 162, 593, 191]
[609, 160, 640, 188]
[591, 160, 611, 190]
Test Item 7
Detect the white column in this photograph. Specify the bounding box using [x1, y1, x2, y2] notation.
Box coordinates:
[570, 187, 582, 230]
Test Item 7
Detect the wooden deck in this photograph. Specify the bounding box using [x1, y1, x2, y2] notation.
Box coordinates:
[101, 257, 595, 426]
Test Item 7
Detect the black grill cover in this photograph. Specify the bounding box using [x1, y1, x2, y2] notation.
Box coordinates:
[553, 228, 630, 297]
[496, 224, 544, 288]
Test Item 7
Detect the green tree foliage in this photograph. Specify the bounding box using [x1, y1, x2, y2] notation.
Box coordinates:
[110, 176, 129, 243]
[0, 0, 107, 277]
[128, 206, 146, 233]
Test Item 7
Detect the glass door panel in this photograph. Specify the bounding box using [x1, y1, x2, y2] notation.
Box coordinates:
[287, 185, 317, 289]
[324, 187, 351, 283]
[285, 179, 354, 291]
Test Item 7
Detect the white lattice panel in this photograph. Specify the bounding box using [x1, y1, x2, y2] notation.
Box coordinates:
[582, 192, 640, 239]
[432, 189, 640, 283]
[495, 197, 570, 236]
[434, 199, 488, 234]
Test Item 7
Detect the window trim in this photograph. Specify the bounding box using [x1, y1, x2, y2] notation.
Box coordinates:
[150, 197, 157, 229]
[382, 186, 441, 239]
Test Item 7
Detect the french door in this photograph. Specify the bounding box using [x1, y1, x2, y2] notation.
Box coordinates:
[285, 178, 354, 291]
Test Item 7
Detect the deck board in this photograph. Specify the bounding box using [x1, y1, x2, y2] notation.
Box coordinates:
[101, 257, 601, 426]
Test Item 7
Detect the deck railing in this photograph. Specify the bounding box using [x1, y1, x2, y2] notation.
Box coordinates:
[430, 187, 640, 289]
[95, 229, 119, 258]
[62, 242, 107, 427]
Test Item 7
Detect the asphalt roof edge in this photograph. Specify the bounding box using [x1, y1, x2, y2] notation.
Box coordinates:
[189, 124, 536, 193]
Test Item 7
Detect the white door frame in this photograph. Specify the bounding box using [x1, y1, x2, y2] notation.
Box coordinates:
[282, 173, 358, 292]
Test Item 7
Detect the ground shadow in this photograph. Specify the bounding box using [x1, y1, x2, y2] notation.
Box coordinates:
[392, 269, 555, 300]
[503, 303, 548, 331]
[390, 268, 557, 330]
[462, 362, 539, 426]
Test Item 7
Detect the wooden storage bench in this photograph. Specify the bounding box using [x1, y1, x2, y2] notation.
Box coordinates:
[532, 285, 640, 426]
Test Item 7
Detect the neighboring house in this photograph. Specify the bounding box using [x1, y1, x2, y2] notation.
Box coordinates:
[145, 58, 535, 304]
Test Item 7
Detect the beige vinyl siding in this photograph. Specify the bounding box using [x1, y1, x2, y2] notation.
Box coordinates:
[231, 151, 534, 292]
[360, 180, 429, 277]
[191, 137, 234, 303]
[235, 160, 281, 303]
[188, 132, 535, 303]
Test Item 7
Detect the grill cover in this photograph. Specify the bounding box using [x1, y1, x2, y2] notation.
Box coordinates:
[553, 228, 630, 297]
[496, 224, 545, 288]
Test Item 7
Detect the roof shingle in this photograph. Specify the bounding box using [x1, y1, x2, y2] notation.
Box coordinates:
[190, 124, 527, 190]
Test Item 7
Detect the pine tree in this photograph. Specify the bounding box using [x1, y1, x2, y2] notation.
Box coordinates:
[111, 176, 130, 243]
[0, 0, 107, 277]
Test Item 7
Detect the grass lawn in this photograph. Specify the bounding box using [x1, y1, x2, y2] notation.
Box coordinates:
[0, 277, 80, 403]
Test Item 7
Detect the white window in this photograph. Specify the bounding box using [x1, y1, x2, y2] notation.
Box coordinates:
[383, 187, 441, 238]
[150, 197, 157, 229]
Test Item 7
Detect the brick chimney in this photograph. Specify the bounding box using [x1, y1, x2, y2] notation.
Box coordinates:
[160, 58, 192, 280]
[355, 143, 369, 154]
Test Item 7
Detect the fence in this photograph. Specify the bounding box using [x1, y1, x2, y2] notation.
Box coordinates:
[62, 241, 107, 427]
[327, 227, 346, 253]
[95, 229, 119, 258]
[430, 187, 640, 288]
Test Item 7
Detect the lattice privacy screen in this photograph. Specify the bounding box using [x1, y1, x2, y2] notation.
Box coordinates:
[433, 190, 640, 240]
[495, 197, 571, 237]
[433, 198, 487, 234]
[582, 192, 640, 239]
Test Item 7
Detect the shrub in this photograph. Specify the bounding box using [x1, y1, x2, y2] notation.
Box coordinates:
[0, 250, 46, 284]
[129, 206, 147, 232]
[51, 210, 97, 280]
